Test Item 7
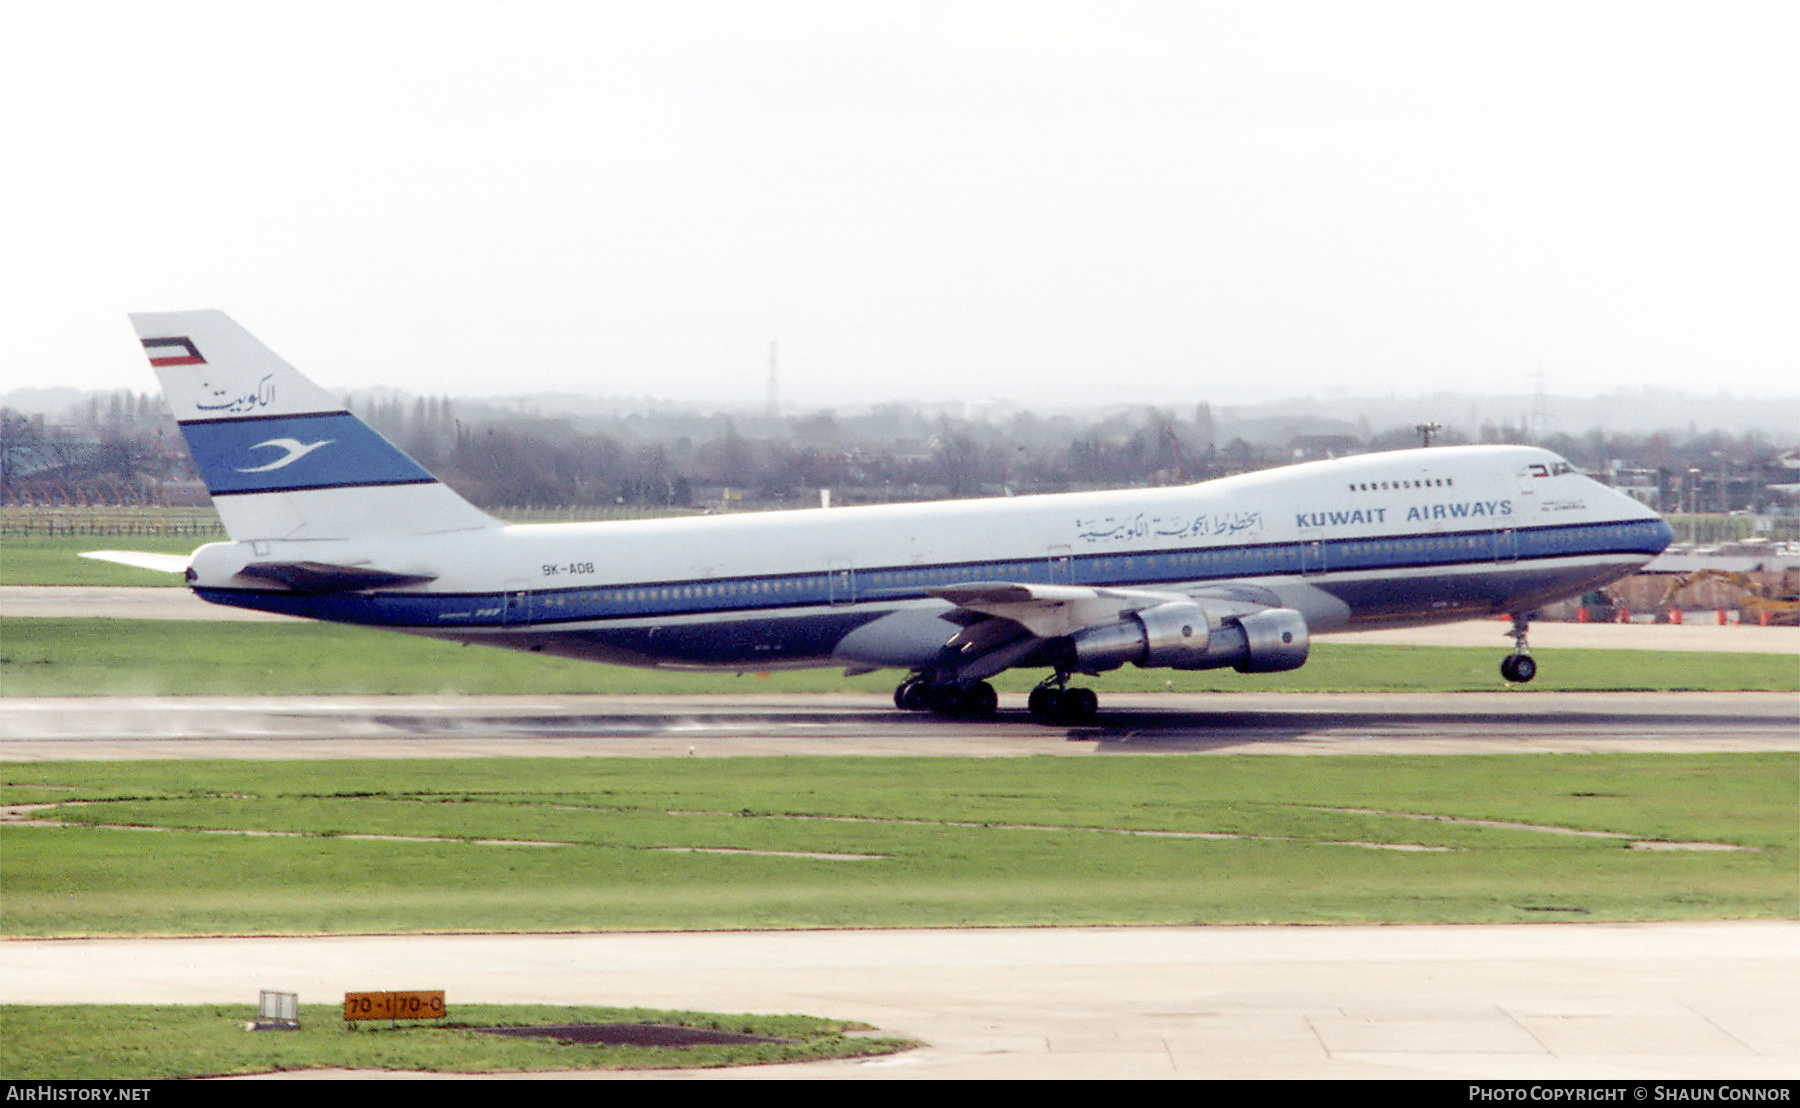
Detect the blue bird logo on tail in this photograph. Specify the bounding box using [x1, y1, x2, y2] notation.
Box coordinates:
[236, 437, 335, 473]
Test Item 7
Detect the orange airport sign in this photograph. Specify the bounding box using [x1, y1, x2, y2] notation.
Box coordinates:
[343, 990, 446, 1022]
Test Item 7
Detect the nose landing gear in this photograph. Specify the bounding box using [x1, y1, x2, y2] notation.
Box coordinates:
[1501, 613, 1537, 683]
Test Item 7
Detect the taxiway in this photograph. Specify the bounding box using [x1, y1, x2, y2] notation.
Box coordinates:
[4, 922, 1796, 1079]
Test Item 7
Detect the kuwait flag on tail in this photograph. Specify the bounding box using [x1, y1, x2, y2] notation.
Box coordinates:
[141, 335, 205, 367]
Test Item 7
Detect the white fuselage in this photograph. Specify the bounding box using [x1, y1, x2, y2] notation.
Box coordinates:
[190, 444, 1671, 674]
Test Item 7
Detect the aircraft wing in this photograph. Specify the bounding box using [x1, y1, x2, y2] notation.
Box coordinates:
[925, 581, 1190, 639]
[917, 579, 1308, 685]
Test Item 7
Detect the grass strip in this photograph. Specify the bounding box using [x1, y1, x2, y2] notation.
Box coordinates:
[3, 617, 1795, 695]
[0, 1003, 911, 1079]
[5, 754, 1793, 936]
[0, 535, 201, 587]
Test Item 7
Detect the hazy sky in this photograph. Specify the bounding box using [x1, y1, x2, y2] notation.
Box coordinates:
[7, 1, 1796, 410]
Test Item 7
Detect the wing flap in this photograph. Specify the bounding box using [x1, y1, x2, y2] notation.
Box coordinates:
[927, 580, 1186, 638]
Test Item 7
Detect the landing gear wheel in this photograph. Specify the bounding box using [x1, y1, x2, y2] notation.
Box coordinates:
[894, 676, 931, 712]
[960, 680, 998, 718]
[927, 684, 966, 716]
[1501, 653, 1537, 683]
[1027, 683, 1099, 723]
[1063, 687, 1099, 720]
[925, 681, 998, 718]
[1501, 613, 1537, 684]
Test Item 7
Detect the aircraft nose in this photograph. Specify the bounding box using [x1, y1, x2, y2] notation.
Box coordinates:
[1649, 516, 1675, 552]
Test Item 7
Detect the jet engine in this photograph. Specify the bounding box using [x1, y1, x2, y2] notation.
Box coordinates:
[1067, 603, 1309, 674]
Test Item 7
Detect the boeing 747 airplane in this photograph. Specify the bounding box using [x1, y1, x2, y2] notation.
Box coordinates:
[90, 311, 1674, 722]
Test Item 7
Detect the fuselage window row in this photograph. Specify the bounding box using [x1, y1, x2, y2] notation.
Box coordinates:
[502, 519, 1665, 626]
[1346, 477, 1455, 492]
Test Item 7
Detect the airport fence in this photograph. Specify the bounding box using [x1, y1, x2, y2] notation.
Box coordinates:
[0, 507, 227, 538]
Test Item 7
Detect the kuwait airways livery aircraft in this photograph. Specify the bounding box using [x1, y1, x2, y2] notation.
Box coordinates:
[94, 311, 1674, 723]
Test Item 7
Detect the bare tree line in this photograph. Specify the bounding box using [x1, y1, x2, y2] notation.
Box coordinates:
[3, 388, 1795, 516]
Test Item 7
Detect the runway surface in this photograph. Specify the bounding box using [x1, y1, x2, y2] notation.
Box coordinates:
[3, 690, 1796, 760]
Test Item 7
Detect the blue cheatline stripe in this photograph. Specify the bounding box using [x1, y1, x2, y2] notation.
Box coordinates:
[178, 411, 436, 495]
[197, 517, 1672, 630]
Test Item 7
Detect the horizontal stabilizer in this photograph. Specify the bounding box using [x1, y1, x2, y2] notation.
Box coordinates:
[236, 561, 438, 593]
[79, 550, 194, 574]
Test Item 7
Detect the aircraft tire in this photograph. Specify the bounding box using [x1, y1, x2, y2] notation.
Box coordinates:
[1027, 685, 1098, 723]
[1064, 687, 1099, 719]
[925, 682, 999, 718]
[962, 681, 998, 718]
[1500, 654, 1537, 683]
[927, 685, 966, 716]
[1027, 686, 1063, 723]
[895, 677, 931, 712]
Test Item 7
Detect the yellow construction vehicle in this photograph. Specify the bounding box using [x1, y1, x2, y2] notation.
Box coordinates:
[1657, 569, 1800, 626]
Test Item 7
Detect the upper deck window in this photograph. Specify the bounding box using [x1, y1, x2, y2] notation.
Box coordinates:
[1348, 476, 1453, 493]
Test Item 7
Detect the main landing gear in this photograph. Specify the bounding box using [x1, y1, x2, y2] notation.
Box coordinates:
[1501, 612, 1538, 684]
[894, 674, 999, 718]
[1026, 674, 1099, 724]
[892, 672, 1101, 723]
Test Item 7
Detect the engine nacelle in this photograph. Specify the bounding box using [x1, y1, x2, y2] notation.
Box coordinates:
[1067, 603, 1309, 675]
[1226, 607, 1309, 673]
[1136, 601, 1214, 668]
[1069, 601, 1209, 672]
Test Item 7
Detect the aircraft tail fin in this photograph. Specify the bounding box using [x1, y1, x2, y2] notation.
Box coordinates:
[130, 311, 498, 542]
